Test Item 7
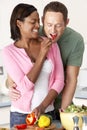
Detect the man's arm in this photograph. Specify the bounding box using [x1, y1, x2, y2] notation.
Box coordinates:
[61, 65, 80, 109]
[6, 75, 21, 101]
[6, 74, 15, 88]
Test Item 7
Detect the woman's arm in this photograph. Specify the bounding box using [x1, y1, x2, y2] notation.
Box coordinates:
[33, 43, 64, 117]
[2, 38, 52, 93]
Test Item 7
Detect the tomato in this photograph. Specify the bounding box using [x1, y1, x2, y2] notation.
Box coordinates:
[15, 124, 27, 129]
[26, 112, 36, 125]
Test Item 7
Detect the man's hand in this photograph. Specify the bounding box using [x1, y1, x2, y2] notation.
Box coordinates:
[6, 74, 15, 88]
[6, 74, 21, 101]
[9, 83, 21, 101]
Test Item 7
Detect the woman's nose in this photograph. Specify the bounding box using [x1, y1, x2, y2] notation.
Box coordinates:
[36, 22, 40, 28]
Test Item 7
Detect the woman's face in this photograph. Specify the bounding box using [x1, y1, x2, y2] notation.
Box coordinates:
[17, 11, 40, 39]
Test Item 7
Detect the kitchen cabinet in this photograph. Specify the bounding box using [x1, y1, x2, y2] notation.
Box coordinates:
[0, 93, 10, 128]
[0, 106, 10, 128]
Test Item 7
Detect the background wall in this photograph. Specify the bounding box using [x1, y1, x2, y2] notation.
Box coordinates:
[0, 0, 87, 48]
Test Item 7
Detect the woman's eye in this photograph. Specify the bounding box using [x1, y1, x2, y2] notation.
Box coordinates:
[30, 21, 35, 24]
[30, 20, 39, 25]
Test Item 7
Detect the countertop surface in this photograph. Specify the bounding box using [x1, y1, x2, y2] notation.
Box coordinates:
[0, 128, 64, 130]
[0, 93, 11, 108]
[0, 120, 64, 130]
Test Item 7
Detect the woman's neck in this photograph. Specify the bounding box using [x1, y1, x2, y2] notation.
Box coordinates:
[14, 37, 43, 49]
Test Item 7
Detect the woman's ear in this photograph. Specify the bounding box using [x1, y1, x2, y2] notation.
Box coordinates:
[16, 20, 22, 28]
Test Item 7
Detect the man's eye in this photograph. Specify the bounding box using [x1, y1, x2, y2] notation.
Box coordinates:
[47, 24, 52, 27]
[56, 24, 63, 28]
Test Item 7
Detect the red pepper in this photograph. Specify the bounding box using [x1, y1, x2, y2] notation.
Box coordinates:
[50, 34, 57, 40]
[15, 124, 27, 129]
[26, 112, 36, 125]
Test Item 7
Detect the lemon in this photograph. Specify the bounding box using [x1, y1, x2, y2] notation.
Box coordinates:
[38, 115, 51, 128]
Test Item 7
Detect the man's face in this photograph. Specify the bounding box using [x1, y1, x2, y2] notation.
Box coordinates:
[43, 11, 67, 42]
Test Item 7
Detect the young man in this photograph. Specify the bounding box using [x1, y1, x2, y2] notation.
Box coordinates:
[40, 1, 84, 110]
[6, 1, 84, 118]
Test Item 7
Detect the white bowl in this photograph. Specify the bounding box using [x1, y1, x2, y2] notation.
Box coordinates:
[60, 112, 87, 130]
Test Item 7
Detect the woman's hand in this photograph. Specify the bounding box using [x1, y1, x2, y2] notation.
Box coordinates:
[39, 37, 52, 59]
[32, 104, 45, 119]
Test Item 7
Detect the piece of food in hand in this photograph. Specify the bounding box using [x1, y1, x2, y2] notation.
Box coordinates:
[50, 34, 57, 40]
[26, 112, 37, 125]
[38, 114, 52, 128]
[15, 124, 27, 129]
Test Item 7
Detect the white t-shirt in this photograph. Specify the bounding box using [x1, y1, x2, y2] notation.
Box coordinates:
[31, 59, 54, 112]
[11, 59, 54, 113]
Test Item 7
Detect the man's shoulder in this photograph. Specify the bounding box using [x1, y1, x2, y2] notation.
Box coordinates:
[63, 27, 83, 39]
[59, 27, 84, 44]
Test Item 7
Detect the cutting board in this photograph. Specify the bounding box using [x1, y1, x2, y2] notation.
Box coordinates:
[12, 123, 58, 130]
[0, 128, 9, 130]
[0, 126, 64, 130]
[27, 123, 56, 130]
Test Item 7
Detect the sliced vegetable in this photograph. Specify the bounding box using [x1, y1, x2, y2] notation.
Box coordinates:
[26, 112, 36, 125]
[15, 124, 27, 129]
[50, 34, 57, 40]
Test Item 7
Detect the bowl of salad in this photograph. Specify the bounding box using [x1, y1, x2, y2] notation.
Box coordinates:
[60, 104, 87, 130]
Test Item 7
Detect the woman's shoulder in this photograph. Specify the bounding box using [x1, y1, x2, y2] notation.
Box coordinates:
[2, 43, 13, 51]
[2, 43, 17, 56]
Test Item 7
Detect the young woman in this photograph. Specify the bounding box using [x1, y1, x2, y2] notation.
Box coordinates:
[2, 3, 64, 127]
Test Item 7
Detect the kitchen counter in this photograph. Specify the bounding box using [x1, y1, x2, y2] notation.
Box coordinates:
[23, 120, 64, 130]
[0, 120, 64, 130]
[0, 128, 64, 130]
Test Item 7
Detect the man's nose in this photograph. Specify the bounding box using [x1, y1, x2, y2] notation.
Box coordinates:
[51, 26, 56, 33]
